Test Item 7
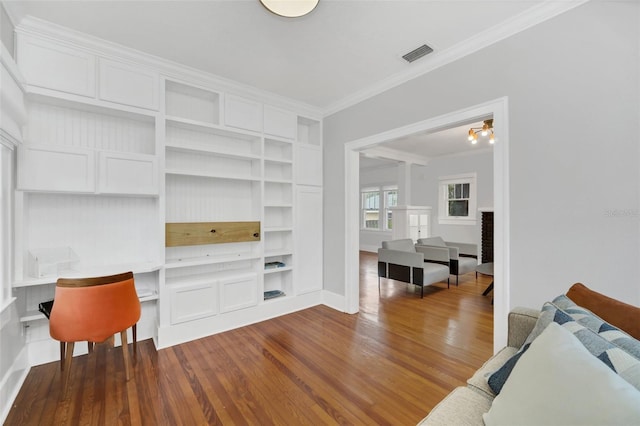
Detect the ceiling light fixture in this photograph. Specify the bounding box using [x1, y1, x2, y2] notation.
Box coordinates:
[467, 119, 495, 145]
[260, 0, 319, 18]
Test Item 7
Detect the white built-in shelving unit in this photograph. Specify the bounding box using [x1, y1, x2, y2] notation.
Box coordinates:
[11, 20, 324, 362]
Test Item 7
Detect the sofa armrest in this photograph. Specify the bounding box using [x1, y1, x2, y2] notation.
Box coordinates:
[507, 307, 539, 348]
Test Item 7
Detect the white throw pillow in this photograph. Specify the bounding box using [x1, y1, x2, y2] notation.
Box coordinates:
[483, 322, 640, 426]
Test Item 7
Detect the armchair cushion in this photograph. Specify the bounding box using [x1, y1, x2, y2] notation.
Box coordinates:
[457, 257, 478, 275]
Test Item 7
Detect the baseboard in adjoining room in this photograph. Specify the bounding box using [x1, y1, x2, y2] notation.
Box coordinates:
[359, 245, 380, 253]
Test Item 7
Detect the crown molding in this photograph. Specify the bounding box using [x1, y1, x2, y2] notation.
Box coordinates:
[14, 16, 323, 118]
[324, 0, 590, 117]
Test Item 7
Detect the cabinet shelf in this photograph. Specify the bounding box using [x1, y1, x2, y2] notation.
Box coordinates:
[264, 249, 293, 257]
[165, 142, 260, 161]
[26, 89, 158, 121]
[263, 226, 293, 233]
[13, 261, 162, 288]
[165, 253, 261, 269]
[19, 292, 158, 323]
[264, 266, 293, 274]
[263, 178, 292, 184]
[165, 169, 261, 182]
[166, 270, 256, 287]
[264, 157, 293, 165]
[166, 116, 260, 139]
[264, 203, 293, 208]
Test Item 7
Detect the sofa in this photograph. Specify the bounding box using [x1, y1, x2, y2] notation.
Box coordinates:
[416, 237, 478, 285]
[419, 283, 640, 425]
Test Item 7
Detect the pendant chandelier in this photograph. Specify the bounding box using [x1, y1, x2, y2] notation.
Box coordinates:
[468, 119, 495, 144]
[260, 0, 319, 18]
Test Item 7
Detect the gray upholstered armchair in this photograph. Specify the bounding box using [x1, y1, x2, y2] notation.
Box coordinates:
[416, 237, 478, 285]
[378, 239, 451, 297]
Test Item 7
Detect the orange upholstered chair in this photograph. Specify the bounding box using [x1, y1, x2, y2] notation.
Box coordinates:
[49, 271, 140, 398]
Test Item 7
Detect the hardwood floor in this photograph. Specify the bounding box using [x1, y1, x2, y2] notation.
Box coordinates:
[6, 252, 493, 425]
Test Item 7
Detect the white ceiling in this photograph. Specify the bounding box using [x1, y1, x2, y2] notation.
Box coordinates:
[3, 0, 557, 159]
[4, 0, 546, 111]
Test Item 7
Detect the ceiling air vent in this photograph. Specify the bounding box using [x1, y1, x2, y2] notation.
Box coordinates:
[402, 44, 433, 63]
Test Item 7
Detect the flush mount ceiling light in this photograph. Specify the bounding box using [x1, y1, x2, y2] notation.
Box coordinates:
[467, 119, 495, 145]
[260, 0, 319, 18]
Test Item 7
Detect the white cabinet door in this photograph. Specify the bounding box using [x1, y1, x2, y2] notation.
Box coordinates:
[17, 145, 95, 192]
[219, 273, 258, 313]
[264, 105, 296, 140]
[17, 34, 96, 98]
[294, 186, 322, 295]
[169, 281, 218, 325]
[295, 145, 322, 186]
[224, 95, 262, 132]
[98, 58, 159, 110]
[98, 151, 158, 195]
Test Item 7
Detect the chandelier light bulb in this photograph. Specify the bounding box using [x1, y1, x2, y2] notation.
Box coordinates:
[489, 133, 495, 144]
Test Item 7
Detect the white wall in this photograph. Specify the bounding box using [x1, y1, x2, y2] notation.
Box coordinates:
[412, 150, 493, 244]
[359, 151, 493, 251]
[324, 1, 640, 310]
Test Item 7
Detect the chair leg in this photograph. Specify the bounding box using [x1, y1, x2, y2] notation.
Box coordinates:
[456, 275, 459, 286]
[120, 330, 131, 381]
[60, 342, 65, 371]
[61, 342, 74, 399]
[421, 285, 424, 298]
[447, 278, 450, 289]
[132, 323, 137, 362]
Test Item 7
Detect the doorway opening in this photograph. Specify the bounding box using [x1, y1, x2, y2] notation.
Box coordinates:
[343, 97, 510, 351]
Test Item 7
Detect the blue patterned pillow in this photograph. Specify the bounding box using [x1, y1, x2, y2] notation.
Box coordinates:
[488, 301, 640, 395]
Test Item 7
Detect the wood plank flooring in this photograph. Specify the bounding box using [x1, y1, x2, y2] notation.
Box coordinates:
[6, 252, 493, 425]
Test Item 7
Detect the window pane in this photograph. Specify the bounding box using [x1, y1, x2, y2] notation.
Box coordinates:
[454, 184, 462, 199]
[362, 191, 379, 209]
[448, 184, 455, 198]
[385, 190, 397, 207]
[448, 200, 469, 217]
[463, 183, 470, 199]
[387, 211, 393, 229]
[364, 209, 379, 229]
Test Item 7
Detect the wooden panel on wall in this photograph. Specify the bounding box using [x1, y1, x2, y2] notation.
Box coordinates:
[166, 221, 260, 247]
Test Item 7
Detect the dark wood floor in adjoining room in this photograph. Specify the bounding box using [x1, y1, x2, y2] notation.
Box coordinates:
[6, 252, 493, 425]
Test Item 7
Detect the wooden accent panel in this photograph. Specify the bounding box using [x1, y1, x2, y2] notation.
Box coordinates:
[165, 221, 260, 246]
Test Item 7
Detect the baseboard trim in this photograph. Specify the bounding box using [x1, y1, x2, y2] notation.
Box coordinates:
[322, 290, 348, 312]
[359, 244, 379, 253]
[0, 346, 30, 425]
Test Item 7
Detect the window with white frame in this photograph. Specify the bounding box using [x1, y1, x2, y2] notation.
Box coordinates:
[383, 188, 398, 230]
[438, 173, 477, 225]
[361, 186, 398, 230]
[361, 189, 380, 229]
